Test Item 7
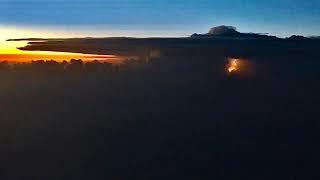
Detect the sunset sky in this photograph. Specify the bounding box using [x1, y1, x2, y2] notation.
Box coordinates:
[1, 0, 320, 61]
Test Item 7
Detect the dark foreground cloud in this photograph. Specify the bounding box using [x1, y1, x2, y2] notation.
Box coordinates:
[3, 28, 320, 180]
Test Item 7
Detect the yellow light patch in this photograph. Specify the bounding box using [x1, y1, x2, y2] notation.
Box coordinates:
[227, 58, 240, 73]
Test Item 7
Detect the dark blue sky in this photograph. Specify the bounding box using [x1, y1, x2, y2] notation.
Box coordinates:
[1, 0, 320, 37]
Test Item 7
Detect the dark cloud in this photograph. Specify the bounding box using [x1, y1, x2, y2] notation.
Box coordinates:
[8, 28, 320, 59]
[208, 25, 239, 35]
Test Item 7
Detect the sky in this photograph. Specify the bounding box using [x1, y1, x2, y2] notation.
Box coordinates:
[0, 0, 320, 60]
[0, 0, 320, 38]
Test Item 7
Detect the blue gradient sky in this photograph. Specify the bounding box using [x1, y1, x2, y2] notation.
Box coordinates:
[1, 0, 320, 37]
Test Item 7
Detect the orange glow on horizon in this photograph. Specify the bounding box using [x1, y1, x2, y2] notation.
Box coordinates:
[0, 26, 123, 63]
[0, 53, 121, 63]
[0, 45, 122, 63]
[0, 34, 121, 63]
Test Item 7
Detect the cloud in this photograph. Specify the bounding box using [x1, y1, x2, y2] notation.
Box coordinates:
[208, 25, 240, 35]
[12, 38, 148, 57]
[8, 29, 317, 60]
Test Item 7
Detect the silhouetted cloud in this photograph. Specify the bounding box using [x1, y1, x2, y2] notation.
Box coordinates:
[208, 25, 239, 35]
[7, 26, 320, 59]
[286, 35, 308, 40]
